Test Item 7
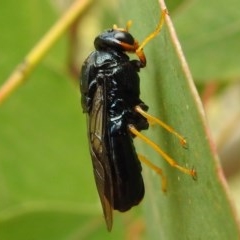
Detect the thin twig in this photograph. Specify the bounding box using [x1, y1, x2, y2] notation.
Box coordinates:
[0, 0, 92, 105]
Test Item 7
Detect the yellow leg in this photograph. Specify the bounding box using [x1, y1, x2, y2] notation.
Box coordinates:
[135, 9, 168, 67]
[138, 154, 167, 192]
[136, 9, 168, 52]
[135, 105, 187, 147]
[128, 124, 197, 179]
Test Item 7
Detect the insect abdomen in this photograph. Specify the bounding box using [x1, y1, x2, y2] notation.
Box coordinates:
[106, 126, 145, 211]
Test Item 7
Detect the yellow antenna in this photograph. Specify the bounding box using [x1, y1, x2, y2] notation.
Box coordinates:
[125, 20, 132, 32]
[113, 20, 132, 32]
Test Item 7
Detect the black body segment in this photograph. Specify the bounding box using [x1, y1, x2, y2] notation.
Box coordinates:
[80, 37, 149, 230]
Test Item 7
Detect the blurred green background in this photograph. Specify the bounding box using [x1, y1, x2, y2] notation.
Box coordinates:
[0, 1, 145, 239]
[1, 0, 240, 239]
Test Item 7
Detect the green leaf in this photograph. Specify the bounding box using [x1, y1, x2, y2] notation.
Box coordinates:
[119, 0, 240, 239]
[171, 0, 240, 81]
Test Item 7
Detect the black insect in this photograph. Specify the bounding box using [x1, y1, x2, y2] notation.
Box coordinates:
[80, 10, 196, 231]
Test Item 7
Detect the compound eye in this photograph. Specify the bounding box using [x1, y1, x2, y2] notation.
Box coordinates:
[114, 31, 134, 45]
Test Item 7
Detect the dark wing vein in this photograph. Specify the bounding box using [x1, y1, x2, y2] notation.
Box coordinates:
[87, 85, 113, 231]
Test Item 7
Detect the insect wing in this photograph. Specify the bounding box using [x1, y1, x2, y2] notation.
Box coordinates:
[87, 85, 113, 231]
